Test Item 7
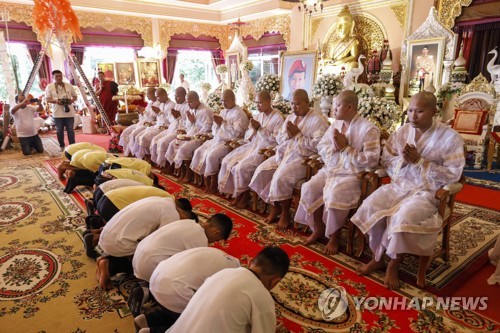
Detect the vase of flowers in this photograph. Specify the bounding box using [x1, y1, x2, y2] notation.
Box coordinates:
[255, 74, 280, 100]
[358, 96, 401, 132]
[312, 74, 343, 117]
[207, 91, 223, 114]
[272, 96, 292, 115]
[437, 82, 464, 121]
[240, 60, 254, 73]
[216, 64, 228, 87]
[200, 82, 212, 104]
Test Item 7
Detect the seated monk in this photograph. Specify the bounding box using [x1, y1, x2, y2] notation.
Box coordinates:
[295, 90, 380, 254]
[133, 88, 175, 159]
[351, 92, 465, 289]
[218, 90, 284, 208]
[119, 87, 158, 157]
[189, 89, 249, 193]
[249, 89, 329, 230]
[164, 91, 213, 180]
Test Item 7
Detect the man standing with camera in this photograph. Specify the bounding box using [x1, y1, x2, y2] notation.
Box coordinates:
[45, 69, 78, 150]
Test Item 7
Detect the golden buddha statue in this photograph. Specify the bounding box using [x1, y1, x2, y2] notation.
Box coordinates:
[326, 5, 360, 71]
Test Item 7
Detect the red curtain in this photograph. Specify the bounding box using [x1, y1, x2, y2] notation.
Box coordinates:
[162, 49, 178, 84]
[211, 49, 225, 83]
[27, 44, 51, 82]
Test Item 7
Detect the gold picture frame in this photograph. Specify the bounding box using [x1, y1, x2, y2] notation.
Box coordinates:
[407, 37, 445, 96]
[280, 50, 318, 101]
[226, 52, 240, 89]
[96, 62, 115, 81]
[137, 58, 161, 88]
[115, 62, 136, 85]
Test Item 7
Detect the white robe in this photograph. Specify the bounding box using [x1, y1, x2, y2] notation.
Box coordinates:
[132, 219, 208, 282]
[166, 267, 276, 333]
[165, 104, 213, 168]
[121, 100, 159, 156]
[150, 101, 190, 167]
[149, 247, 240, 313]
[98, 197, 180, 257]
[134, 99, 176, 158]
[190, 106, 249, 176]
[249, 109, 329, 203]
[218, 109, 284, 197]
[351, 122, 465, 260]
[295, 115, 380, 237]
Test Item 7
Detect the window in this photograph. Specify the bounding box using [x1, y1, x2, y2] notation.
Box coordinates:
[81, 46, 136, 83]
[172, 50, 218, 92]
[0, 43, 43, 101]
[248, 52, 280, 84]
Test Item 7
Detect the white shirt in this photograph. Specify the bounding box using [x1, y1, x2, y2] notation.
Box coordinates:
[180, 80, 190, 91]
[98, 179, 145, 194]
[150, 247, 240, 313]
[45, 82, 77, 118]
[167, 267, 276, 333]
[99, 197, 180, 257]
[132, 219, 208, 281]
[12, 105, 38, 137]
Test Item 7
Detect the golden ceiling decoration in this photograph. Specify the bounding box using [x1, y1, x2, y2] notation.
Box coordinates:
[241, 14, 291, 49]
[0, 2, 34, 27]
[159, 20, 229, 51]
[438, 0, 473, 29]
[0, 2, 153, 47]
[311, 17, 323, 39]
[390, 3, 407, 30]
[76, 12, 153, 47]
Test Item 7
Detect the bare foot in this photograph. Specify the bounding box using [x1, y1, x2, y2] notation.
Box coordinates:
[236, 192, 250, 209]
[165, 164, 175, 175]
[276, 215, 290, 231]
[265, 206, 279, 224]
[384, 260, 401, 290]
[98, 259, 111, 289]
[304, 222, 325, 245]
[324, 237, 340, 255]
[207, 178, 218, 194]
[356, 258, 385, 276]
[229, 195, 241, 206]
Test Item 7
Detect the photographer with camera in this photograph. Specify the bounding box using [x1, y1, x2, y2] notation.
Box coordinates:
[11, 94, 44, 155]
[45, 69, 78, 151]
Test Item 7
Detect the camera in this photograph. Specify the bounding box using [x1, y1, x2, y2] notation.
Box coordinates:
[29, 98, 39, 103]
[59, 98, 72, 113]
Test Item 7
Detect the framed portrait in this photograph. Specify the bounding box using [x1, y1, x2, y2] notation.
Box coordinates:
[137, 59, 161, 88]
[96, 62, 115, 81]
[115, 62, 136, 85]
[407, 37, 445, 96]
[227, 52, 240, 89]
[280, 50, 318, 101]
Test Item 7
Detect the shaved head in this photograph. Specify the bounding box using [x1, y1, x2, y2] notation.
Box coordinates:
[187, 90, 200, 102]
[175, 87, 187, 104]
[257, 90, 271, 102]
[412, 91, 437, 109]
[337, 90, 358, 109]
[146, 87, 156, 101]
[292, 89, 309, 104]
[222, 89, 236, 109]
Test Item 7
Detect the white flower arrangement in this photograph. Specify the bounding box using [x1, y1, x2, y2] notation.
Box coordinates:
[312, 74, 343, 98]
[207, 91, 223, 113]
[216, 64, 228, 74]
[272, 96, 292, 115]
[255, 74, 280, 94]
[358, 96, 401, 131]
[239, 60, 254, 72]
[201, 82, 212, 91]
[352, 83, 375, 99]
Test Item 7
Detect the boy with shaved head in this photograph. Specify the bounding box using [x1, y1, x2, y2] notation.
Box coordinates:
[249, 89, 329, 230]
[352, 92, 464, 289]
[150, 87, 190, 169]
[295, 90, 380, 254]
[218, 90, 284, 208]
[190, 89, 249, 193]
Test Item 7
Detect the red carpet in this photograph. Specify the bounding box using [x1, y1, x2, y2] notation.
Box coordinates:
[457, 184, 500, 210]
